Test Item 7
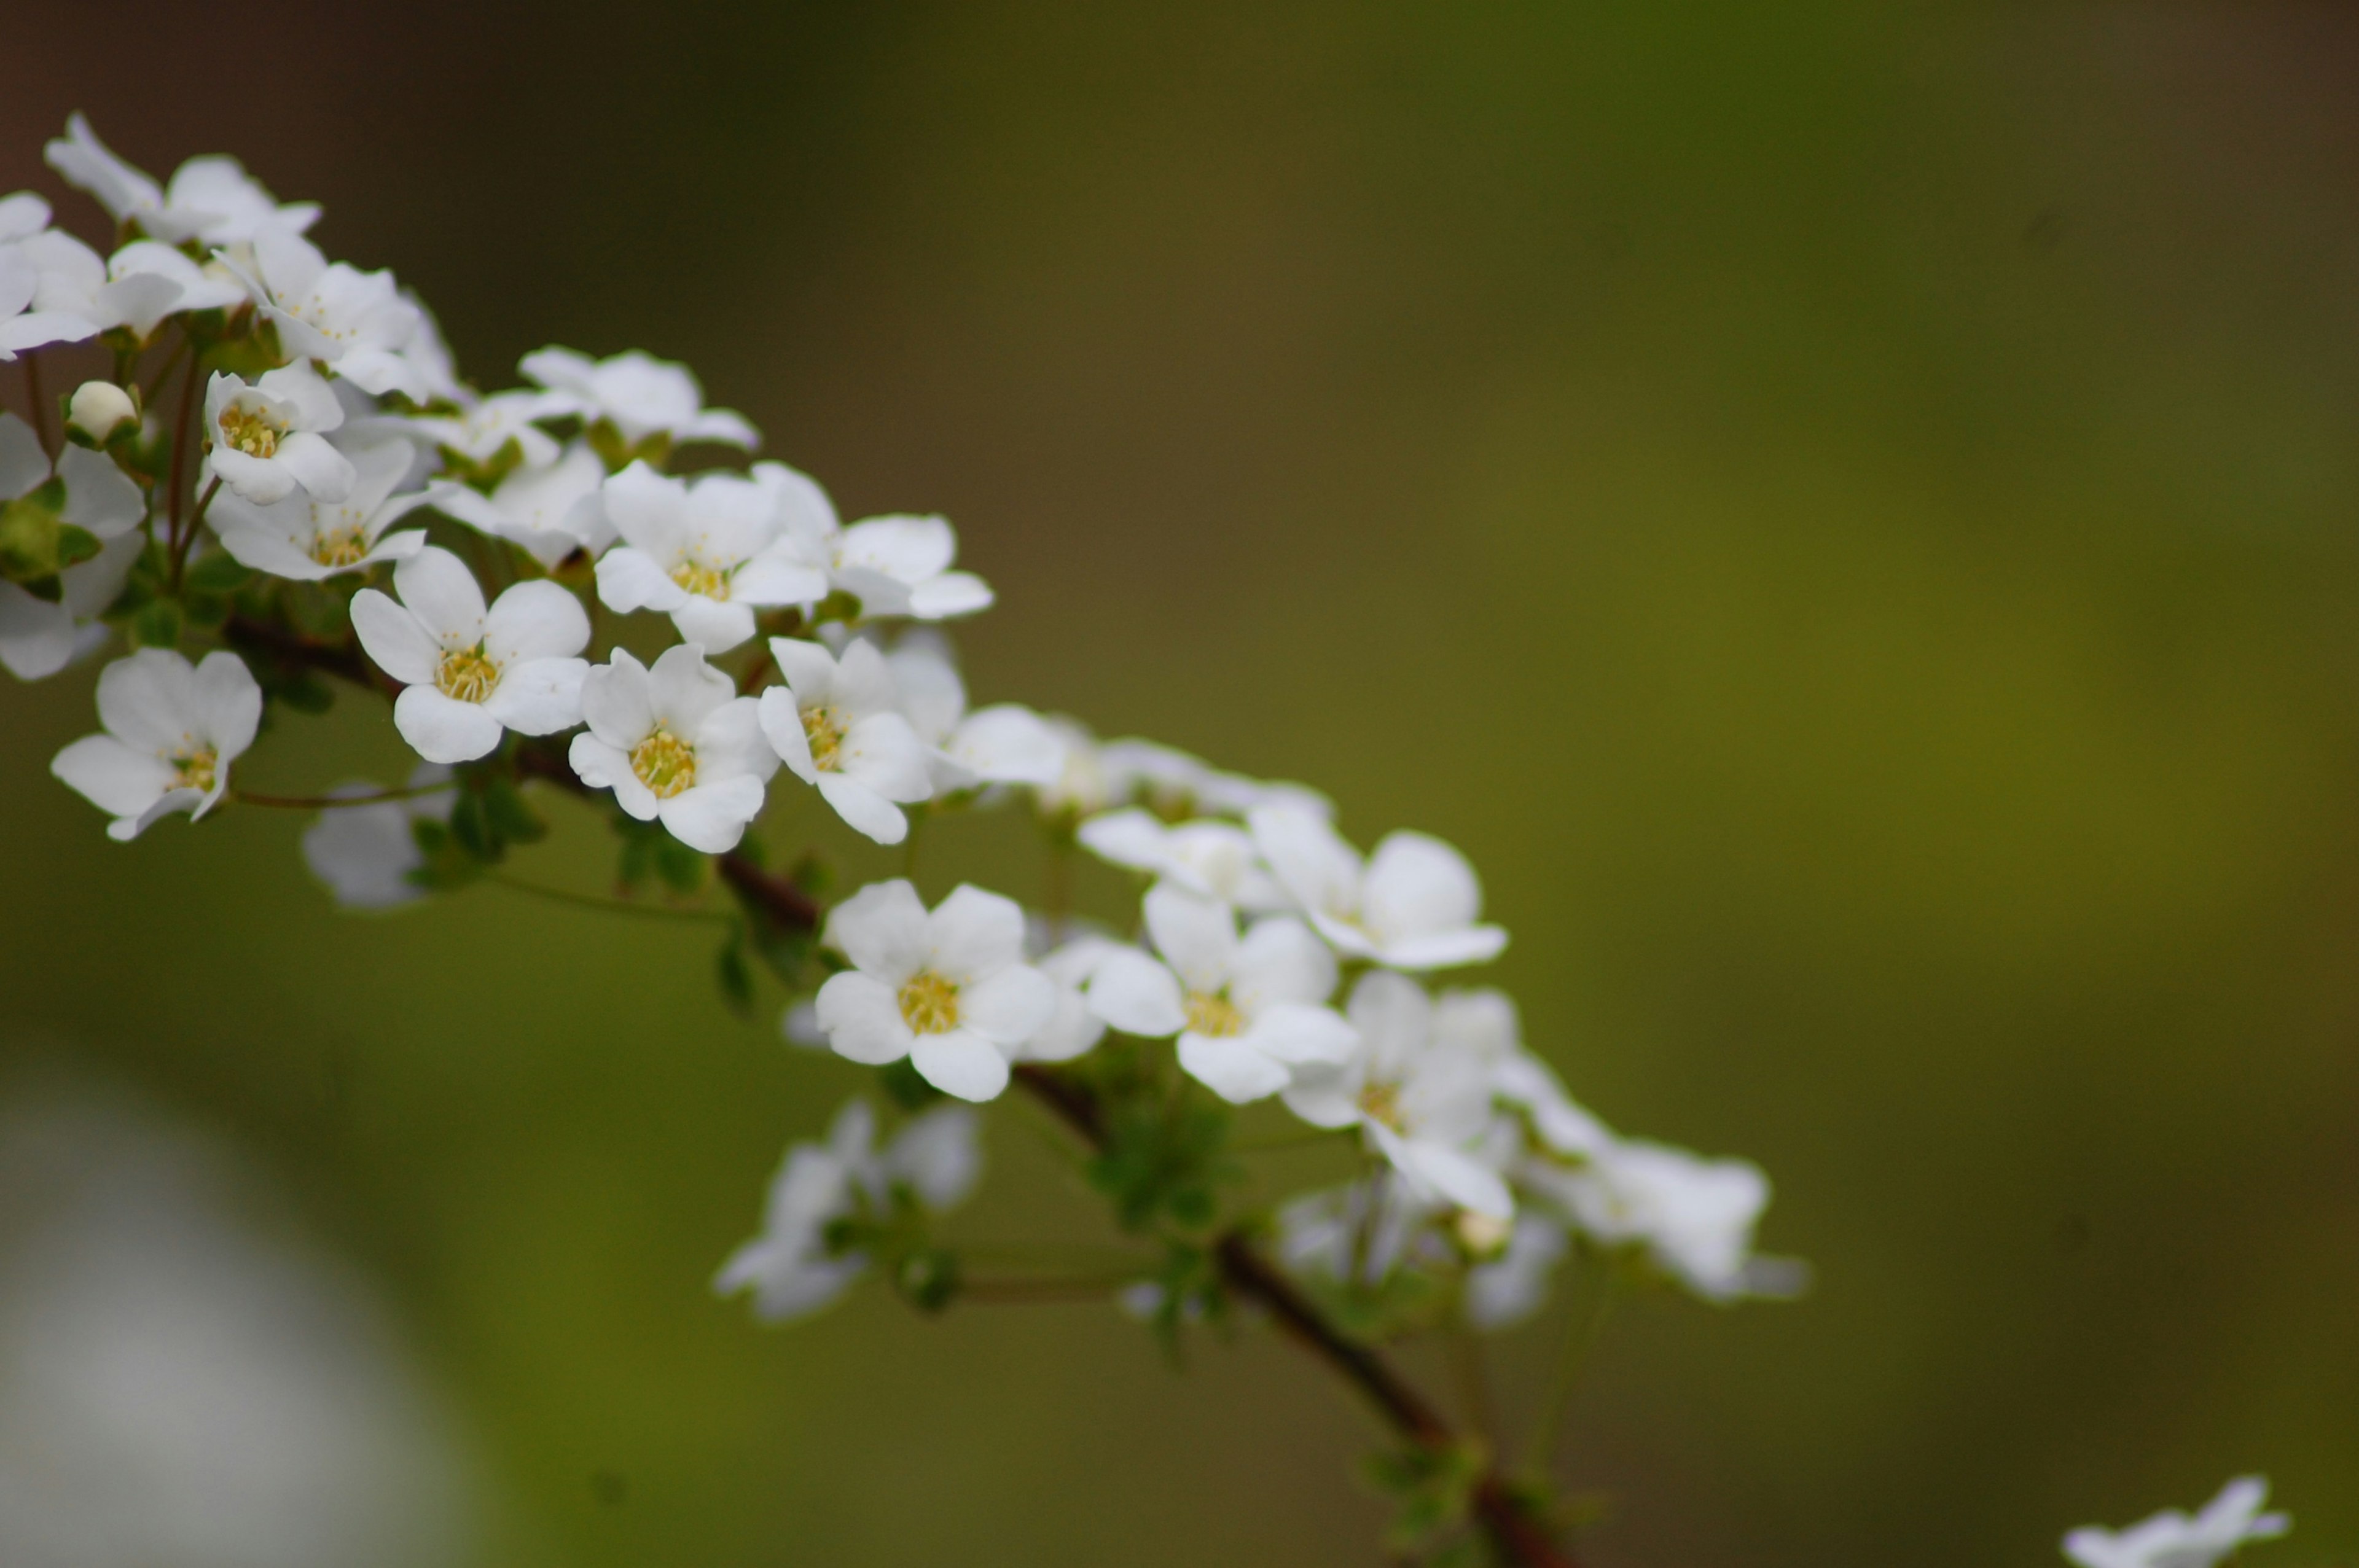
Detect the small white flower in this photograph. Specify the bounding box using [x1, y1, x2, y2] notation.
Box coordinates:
[757, 637, 934, 845]
[50, 649, 260, 841]
[1083, 883, 1358, 1106]
[519, 346, 757, 450]
[714, 1098, 984, 1324]
[299, 765, 456, 909]
[595, 461, 827, 652]
[1017, 930, 1125, 1064]
[405, 388, 571, 470]
[1282, 971, 1516, 1220]
[1465, 1213, 1571, 1330]
[569, 644, 778, 854]
[881, 629, 1063, 790]
[0, 194, 101, 359]
[1076, 808, 1287, 910]
[202, 365, 354, 505]
[429, 443, 610, 569]
[0, 413, 144, 681]
[45, 115, 319, 246]
[33, 237, 249, 345]
[210, 439, 431, 580]
[1278, 1179, 1431, 1288]
[829, 514, 993, 620]
[1525, 1137, 1800, 1303]
[351, 545, 590, 764]
[1250, 803, 1507, 971]
[225, 227, 426, 400]
[2063, 1476, 2291, 1568]
[812, 880, 1058, 1102]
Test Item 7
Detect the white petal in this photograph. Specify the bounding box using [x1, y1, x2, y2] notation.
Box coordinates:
[1362, 829, 1487, 943]
[0, 412, 46, 499]
[926, 884, 1028, 982]
[1233, 915, 1339, 1008]
[350, 588, 440, 685]
[1141, 883, 1238, 994]
[823, 878, 931, 979]
[759, 686, 820, 784]
[483, 579, 590, 664]
[578, 647, 653, 747]
[646, 641, 733, 734]
[274, 431, 356, 502]
[1372, 925, 1510, 972]
[909, 1029, 1012, 1102]
[838, 712, 935, 803]
[52, 733, 171, 817]
[569, 733, 657, 818]
[190, 650, 261, 760]
[57, 446, 144, 539]
[815, 772, 909, 844]
[1240, 1002, 1359, 1067]
[479, 656, 587, 735]
[945, 704, 1061, 785]
[815, 972, 917, 1064]
[1083, 950, 1187, 1038]
[670, 594, 756, 653]
[391, 546, 487, 644]
[955, 964, 1057, 1045]
[594, 546, 689, 614]
[657, 775, 765, 853]
[907, 571, 993, 620]
[393, 685, 504, 763]
[1177, 1035, 1291, 1104]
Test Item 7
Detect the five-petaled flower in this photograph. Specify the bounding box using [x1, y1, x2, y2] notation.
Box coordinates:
[1250, 803, 1507, 971]
[813, 880, 1058, 1102]
[569, 644, 777, 854]
[351, 545, 590, 764]
[45, 113, 318, 246]
[0, 411, 144, 681]
[201, 365, 355, 506]
[594, 461, 827, 653]
[209, 439, 432, 581]
[50, 649, 261, 841]
[757, 637, 935, 844]
[1084, 882, 1359, 1105]
[520, 346, 758, 451]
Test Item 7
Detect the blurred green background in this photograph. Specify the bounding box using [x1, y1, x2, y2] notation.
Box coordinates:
[4, 2, 2357, 1562]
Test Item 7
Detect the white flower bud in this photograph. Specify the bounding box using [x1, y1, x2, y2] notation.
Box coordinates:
[67, 380, 136, 443]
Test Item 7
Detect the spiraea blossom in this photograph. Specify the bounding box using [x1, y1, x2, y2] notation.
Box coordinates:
[202, 365, 354, 505]
[51, 649, 260, 840]
[1251, 803, 1507, 970]
[299, 766, 456, 910]
[1524, 1136, 1798, 1303]
[428, 443, 608, 569]
[0, 195, 100, 359]
[227, 227, 428, 400]
[714, 1098, 981, 1322]
[0, 413, 144, 681]
[520, 346, 757, 451]
[1084, 883, 1359, 1104]
[209, 439, 431, 580]
[351, 546, 589, 764]
[2062, 1476, 2290, 1568]
[879, 629, 1063, 792]
[45, 114, 318, 246]
[756, 636, 933, 844]
[813, 881, 1057, 1101]
[570, 644, 777, 854]
[1077, 808, 1288, 910]
[595, 461, 827, 652]
[827, 514, 993, 621]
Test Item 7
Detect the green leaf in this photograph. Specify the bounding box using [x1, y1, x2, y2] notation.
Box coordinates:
[1086, 1088, 1238, 1235]
[877, 1058, 944, 1112]
[0, 484, 66, 583]
[481, 775, 548, 846]
[272, 670, 335, 715]
[654, 835, 707, 896]
[129, 596, 184, 651]
[716, 926, 755, 1018]
[184, 550, 256, 595]
[447, 790, 501, 863]
[53, 523, 101, 572]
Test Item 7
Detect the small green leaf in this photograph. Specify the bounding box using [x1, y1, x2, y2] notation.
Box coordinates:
[129, 596, 184, 650]
[53, 523, 101, 571]
[447, 790, 500, 862]
[185, 550, 256, 595]
[877, 1058, 944, 1112]
[655, 835, 706, 896]
[482, 775, 547, 845]
[716, 927, 755, 1018]
[0, 486, 65, 583]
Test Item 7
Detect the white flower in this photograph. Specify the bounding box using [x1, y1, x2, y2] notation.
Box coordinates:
[1076, 808, 1287, 910]
[299, 765, 455, 909]
[2063, 1476, 2291, 1568]
[1427, 987, 1616, 1161]
[812, 880, 1058, 1102]
[828, 514, 993, 620]
[31, 236, 249, 345]
[1083, 883, 1358, 1105]
[880, 629, 1063, 790]
[594, 461, 827, 652]
[405, 388, 570, 470]
[0, 413, 144, 681]
[0, 194, 100, 359]
[225, 227, 426, 400]
[757, 637, 934, 844]
[1281, 971, 1516, 1220]
[1278, 1179, 1431, 1287]
[519, 346, 757, 449]
[202, 365, 354, 505]
[1250, 803, 1507, 970]
[429, 443, 610, 569]
[1525, 1137, 1800, 1303]
[714, 1098, 983, 1323]
[1465, 1213, 1571, 1330]
[1017, 930, 1124, 1063]
[45, 115, 319, 246]
[209, 440, 431, 580]
[351, 545, 590, 764]
[569, 644, 778, 854]
[50, 649, 260, 841]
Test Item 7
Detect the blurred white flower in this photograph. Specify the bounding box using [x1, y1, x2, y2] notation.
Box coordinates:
[51, 649, 260, 841]
[1250, 803, 1506, 971]
[0, 414, 143, 681]
[45, 113, 319, 244]
[0, 194, 101, 359]
[404, 388, 569, 470]
[1464, 1212, 1571, 1330]
[211, 440, 431, 581]
[757, 637, 933, 844]
[595, 461, 826, 652]
[878, 629, 1062, 790]
[203, 365, 354, 505]
[714, 1098, 982, 1323]
[520, 346, 757, 449]
[1017, 932, 1124, 1064]
[1084, 883, 1357, 1105]
[570, 644, 777, 854]
[428, 444, 609, 570]
[2062, 1476, 2290, 1568]
[299, 765, 456, 909]
[1076, 807, 1286, 910]
[351, 546, 589, 764]
[31, 236, 249, 345]
[814, 880, 1057, 1102]
[1525, 1137, 1801, 1303]
[224, 228, 426, 400]
[828, 514, 992, 620]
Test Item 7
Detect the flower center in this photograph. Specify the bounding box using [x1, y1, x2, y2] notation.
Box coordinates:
[670, 559, 729, 599]
[169, 744, 217, 794]
[898, 970, 961, 1035]
[1184, 990, 1244, 1038]
[216, 402, 284, 458]
[1356, 1081, 1405, 1132]
[436, 644, 501, 704]
[310, 523, 369, 568]
[630, 726, 697, 799]
[802, 705, 847, 772]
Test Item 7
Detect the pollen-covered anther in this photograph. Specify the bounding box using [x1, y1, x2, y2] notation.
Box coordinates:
[310, 523, 369, 568]
[670, 559, 727, 599]
[1184, 990, 1244, 1039]
[169, 744, 218, 794]
[630, 727, 697, 799]
[436, 645, 500, 704]
[215, 403, 283, 458]
[1356, 1081, 1406, 1133]
[898, 970, 961, 1035]
[802, 705, 846, 772]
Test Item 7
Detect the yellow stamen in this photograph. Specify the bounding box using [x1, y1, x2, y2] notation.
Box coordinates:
[310, 524, 369, 568]
[630, 727, 697, 799]
[1356, 1081, 1405, 1132]
[216, 403, 283, 458]
[436, 645, 500, 704]
[1184, 990, 1244, 1038]
[170, 744, 218, 794]
[670, 560, 728, 599]
[898, 970, 961, 1035]
[802, 705, 846, 773]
